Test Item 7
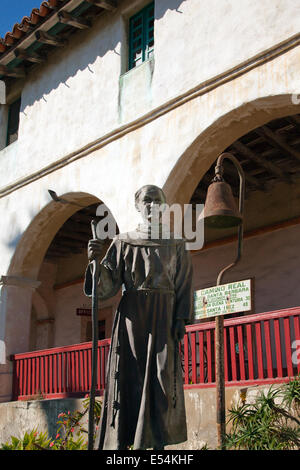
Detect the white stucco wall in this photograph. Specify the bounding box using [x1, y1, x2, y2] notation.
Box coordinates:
[53, 283, 118, 347]
[1, 0, 300, 189]
[1, 43, 300, 280]
[193, 224, 300, 314]
[0, 0, 300, 398]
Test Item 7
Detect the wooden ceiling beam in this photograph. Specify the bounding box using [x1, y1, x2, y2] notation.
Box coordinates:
[46, 247, 74, 256]
[274, 123, 295, 134]
[220, 152, 262, 189]
[256, 125, 300, 163]
[247, 167, 268, 176]
[232, 140, 291, 181]
[45, 252, 69, 259]
[14, 48, 45, 64]
[71, 212, 94, 223]
[0, 64, 26, 78]
[233, 132, 300, 162]
[243, 136, 265, 148]
[61, 220, 92, 234]
[58, 11, 91, 30]
[86, 0, 117, 11]
[47, 243, 75, 251]
[286, 115, 300, 133]
[52, 237, 86, 248]
[46, 247, 83, 257]
[35, 30, 67, 47]
[57, 229, 90, 242]
[47, 247, 83, 256]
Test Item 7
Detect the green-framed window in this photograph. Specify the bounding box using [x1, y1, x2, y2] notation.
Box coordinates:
[129, 2, 154, 70]
[6, 97, 21, 146]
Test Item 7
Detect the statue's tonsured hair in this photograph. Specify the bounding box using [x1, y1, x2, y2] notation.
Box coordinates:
[134, 185, 167, 209]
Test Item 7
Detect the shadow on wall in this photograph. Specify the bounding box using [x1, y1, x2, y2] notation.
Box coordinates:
[20, 0, 188, 112]
[5, 207, 38, 253]
[155, 0, 187, 19]
[39, 398, 84, 441]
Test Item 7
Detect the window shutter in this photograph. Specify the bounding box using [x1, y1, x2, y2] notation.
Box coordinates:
[129, 2, 154, 70]
[7, 97, 21, 146]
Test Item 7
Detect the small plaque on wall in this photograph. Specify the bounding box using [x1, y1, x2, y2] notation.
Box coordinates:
[76, 308, 91, 316]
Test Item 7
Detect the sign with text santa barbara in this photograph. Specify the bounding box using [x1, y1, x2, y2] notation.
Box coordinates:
[194, 279, 252, 319]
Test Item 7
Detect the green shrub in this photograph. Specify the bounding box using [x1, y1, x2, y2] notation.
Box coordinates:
[0, 429, 52, 450]
[0, 396, 102, 451]
[225, 376, 300, 450]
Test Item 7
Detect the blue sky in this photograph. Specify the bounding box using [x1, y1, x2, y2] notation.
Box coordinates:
[0, 0, 40, 38]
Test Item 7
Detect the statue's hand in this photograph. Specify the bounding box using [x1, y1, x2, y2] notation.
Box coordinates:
[88, 239, 105, 262]
[173, 319, 186, 342]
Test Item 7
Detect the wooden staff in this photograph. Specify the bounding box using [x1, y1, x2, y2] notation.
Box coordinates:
[88, 218, 101, 450]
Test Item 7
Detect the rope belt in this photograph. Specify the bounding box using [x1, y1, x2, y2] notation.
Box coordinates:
[124, 288, 175, 295]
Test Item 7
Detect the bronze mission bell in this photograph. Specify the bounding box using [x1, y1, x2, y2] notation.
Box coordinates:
[203, 178, 243, 229]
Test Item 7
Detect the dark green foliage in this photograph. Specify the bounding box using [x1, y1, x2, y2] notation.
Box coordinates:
[225, 376, 300, 450]
[0, 396, 102, 450]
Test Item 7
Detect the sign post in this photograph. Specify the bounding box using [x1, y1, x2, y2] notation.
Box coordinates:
[200, 152, 246, 449]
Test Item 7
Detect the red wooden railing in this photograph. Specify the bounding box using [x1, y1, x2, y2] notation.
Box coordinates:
[12, 339, 111, 400]
[11, 307, 300, 400]
[183, 306, 300, 388]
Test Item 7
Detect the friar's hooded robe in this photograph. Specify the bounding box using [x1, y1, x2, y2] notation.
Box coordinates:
[84, 225, 194, 450]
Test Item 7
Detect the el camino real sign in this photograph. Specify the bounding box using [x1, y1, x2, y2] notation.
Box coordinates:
[194, 279, 253, 319]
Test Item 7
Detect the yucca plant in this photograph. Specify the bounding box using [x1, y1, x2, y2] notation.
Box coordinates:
[225, 378, 300, 450]
[281, 375, 300, 411]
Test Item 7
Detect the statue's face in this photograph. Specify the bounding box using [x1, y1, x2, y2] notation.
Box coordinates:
[136, 187, 166, 224]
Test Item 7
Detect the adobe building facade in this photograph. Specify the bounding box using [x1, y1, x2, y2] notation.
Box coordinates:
[0, 0, 300, 408]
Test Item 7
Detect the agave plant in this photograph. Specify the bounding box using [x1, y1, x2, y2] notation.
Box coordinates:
[225, 378, 300, 450]
[281, 375, 300, 411]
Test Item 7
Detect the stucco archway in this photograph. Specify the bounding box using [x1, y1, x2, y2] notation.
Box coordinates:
[6, 192, 105, 280]
[164, 94, 300, 206]
[0, 192, 118, 402]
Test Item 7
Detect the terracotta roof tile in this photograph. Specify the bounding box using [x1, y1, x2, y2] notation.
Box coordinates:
[0, 0, 71, 56]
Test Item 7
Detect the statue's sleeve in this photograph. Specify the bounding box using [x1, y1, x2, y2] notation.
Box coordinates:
[174, 241, 194, 324]
[84, 238, 123, 300]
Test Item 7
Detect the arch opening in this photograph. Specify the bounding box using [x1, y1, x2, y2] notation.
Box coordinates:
[164, 97, 300, 385]
[4, 192, 119, 358]
[164, 94, 300, 207]
[164, 96, 300, 320]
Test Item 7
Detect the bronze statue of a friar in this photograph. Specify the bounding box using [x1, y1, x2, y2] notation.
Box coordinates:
[84, 185, 193, 450]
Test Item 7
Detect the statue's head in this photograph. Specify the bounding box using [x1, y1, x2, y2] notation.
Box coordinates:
[135, 185, 167, 224]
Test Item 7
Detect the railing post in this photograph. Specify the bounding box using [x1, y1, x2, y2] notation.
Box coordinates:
[255, 322, 264, 379]
[237, 325, 246, 381]
[246, 324, 254, 380]
[294, 316, 300, 374]
[11, 355, 18, 401]
[215, 315, 225, 449]
[184, 333, 189, 385]
[207, 330, 212, 383]
[284, 317, 294, 377]
[191, 333, 197, 385]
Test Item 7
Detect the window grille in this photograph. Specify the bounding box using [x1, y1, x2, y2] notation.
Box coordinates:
[129, 2, 154, 70]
